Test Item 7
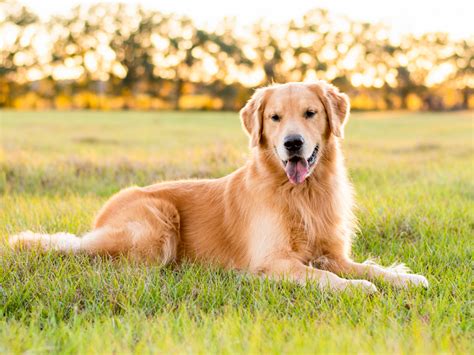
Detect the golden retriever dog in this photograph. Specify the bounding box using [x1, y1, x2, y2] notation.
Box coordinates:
[9, 81, 428, 293]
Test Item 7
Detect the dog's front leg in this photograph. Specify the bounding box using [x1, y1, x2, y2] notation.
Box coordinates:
[317, 258, 429, 289]
[258, 258, 377, 293]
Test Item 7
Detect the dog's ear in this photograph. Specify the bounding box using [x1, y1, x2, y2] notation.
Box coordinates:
[312, 81, 350, 138]
[240, 87, 268, 147]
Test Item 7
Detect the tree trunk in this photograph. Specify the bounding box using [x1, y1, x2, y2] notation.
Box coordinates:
[462, 87, 470, 110]
[400, 92, 409, 109]
[174, 78, 183, 110]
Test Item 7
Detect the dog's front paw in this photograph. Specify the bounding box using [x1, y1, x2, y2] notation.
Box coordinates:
[348, 280, 378, 294]
[331, 279, 378, 294]
[391, 273, 429, 289]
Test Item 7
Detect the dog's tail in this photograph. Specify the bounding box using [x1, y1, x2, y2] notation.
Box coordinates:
[8, 229, 104, 254]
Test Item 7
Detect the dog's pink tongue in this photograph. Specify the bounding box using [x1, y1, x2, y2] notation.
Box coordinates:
[285, 159, 308, 184]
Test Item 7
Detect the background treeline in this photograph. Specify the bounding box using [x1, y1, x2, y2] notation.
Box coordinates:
[1, 0, 473, 111]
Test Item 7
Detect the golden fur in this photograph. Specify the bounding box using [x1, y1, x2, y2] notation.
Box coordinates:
[9, 81, 428, 292]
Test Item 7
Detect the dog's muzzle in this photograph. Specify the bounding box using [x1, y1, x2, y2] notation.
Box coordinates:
[282, 144, 319, 184]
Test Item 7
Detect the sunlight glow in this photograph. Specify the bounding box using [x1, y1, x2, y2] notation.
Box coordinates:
[2, 0, 472, 111]
[18, 0, 473, 39]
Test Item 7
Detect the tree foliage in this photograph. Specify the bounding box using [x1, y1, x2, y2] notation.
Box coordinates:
[0, 1, 472, 110]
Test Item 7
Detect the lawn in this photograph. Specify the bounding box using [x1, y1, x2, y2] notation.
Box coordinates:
[0, 110, 473, 354]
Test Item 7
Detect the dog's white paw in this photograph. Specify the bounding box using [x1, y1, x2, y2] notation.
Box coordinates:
[348, 280, 378, 294]
[391, 273, 429, 288]
[331, 279, 378, 294]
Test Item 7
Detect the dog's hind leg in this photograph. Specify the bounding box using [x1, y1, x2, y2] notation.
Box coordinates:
[9, 198, 180, 264]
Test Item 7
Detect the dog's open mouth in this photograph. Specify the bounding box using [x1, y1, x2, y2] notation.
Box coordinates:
[282, 145, 319, 184]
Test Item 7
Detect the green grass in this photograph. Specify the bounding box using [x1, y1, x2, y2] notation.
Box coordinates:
[1, 110, 473, 354]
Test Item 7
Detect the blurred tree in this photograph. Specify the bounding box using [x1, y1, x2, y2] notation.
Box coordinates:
[447, 37, 474, 109]
[284, 9, 332, 82]
[249, 20, 285, 84]
[151, 15, 251, 108]
[111, 5, 156, 97]
[0, 0, 38, 106]
[0, 3, 471, 111]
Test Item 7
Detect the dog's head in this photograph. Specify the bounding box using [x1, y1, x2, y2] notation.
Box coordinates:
[240, 81, 350, 184]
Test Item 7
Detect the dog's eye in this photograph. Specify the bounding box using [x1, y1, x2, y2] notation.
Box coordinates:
[305, 110, 316, 119]
[271, 114, 280, 122]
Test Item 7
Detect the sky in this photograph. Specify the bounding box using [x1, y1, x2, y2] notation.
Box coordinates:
[18, 0, 474, 39]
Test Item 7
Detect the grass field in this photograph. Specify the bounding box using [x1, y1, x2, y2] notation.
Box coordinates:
[0, 110, 473, 354]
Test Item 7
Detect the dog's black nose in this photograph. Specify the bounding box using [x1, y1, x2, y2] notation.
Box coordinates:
[284, 134, 305, 152]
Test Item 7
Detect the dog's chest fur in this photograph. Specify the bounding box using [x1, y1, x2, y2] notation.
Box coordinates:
[245, 182, 349, 270]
